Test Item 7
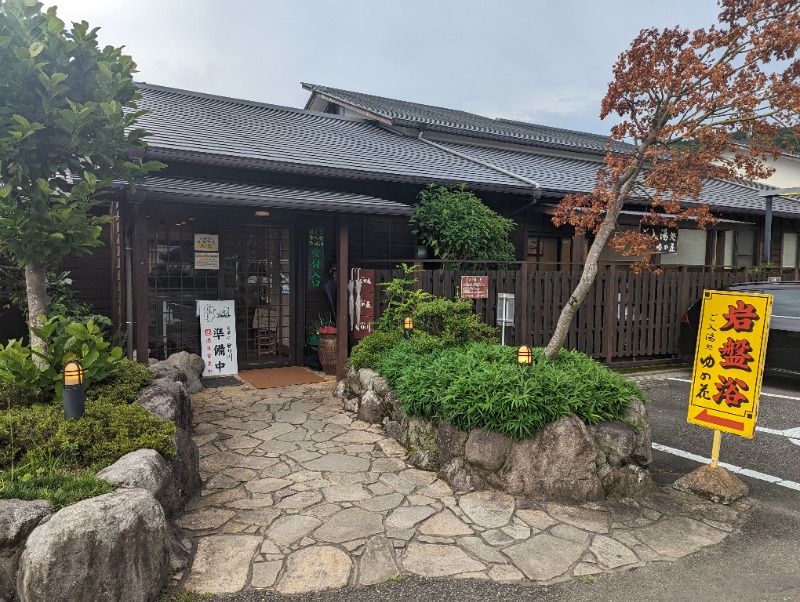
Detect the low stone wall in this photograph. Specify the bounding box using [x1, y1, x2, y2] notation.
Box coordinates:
[0, 352, 202, 602]
[336, 368, 655, 505]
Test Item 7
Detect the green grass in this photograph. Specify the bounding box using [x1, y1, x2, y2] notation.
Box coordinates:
[0, 466, 115, 510]
[377, 341, 646, 439]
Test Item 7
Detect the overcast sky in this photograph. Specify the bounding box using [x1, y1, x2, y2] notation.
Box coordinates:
[53, 1, 722, 135]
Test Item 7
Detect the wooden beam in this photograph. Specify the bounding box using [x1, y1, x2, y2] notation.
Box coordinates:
[131, 204, 149, 364]
[336, 216, 349, 381]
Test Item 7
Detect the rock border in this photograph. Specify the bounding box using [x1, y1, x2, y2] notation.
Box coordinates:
[0, 352, 203, 602]
[336, 368, 656, 504]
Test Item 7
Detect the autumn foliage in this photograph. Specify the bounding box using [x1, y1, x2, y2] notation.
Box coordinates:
[545, 0, 800, 359]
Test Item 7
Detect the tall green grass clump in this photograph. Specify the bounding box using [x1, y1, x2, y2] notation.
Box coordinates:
[378, 341, 645, 439]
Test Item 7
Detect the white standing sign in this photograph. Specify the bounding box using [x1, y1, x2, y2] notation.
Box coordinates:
[198, 300, 238, 377]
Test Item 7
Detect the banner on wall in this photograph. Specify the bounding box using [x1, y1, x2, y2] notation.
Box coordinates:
[198, 300, 238, 377]
[349, 268, 375, 339]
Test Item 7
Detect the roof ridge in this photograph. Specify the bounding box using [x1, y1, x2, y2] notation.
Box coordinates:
[135, 82, 372, 124]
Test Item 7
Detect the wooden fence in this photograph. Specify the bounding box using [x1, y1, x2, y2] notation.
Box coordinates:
[366, 264, 748, 366]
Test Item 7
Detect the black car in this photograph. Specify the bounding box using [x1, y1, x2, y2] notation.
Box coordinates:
[680, 281, 800, 378]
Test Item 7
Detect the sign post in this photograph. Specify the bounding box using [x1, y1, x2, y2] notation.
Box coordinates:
[687, 290, 772, 460]
[198, 300, 238, 377]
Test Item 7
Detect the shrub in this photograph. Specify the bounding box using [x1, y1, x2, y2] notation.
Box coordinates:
[374, 265, 434, 332]
[0, 381, 46, 409]
[0, 404, 61, 468]
[86, 360, 154, 405]
[411, 297, 496, 345]
[348, 330, 404, 370]
[377, 342, 645, 439]
[0, 400, 176, 471]
[56, 401, 176, 467]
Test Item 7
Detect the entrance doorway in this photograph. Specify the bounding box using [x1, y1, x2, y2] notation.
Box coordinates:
[222, 225, 293, 368]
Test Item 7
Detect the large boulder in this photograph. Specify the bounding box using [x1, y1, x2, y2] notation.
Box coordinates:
[166, 428, 202, 515]
[623, 398, 653, 466]
[96, 448, 171, 505]
[504, 415, 604, 504]
[150, 351, 203, 394]
[593, 421, 636, 467]
[17, 488, 168, 602]
[465, 428, 512, 472]
[137, 378, 193, 431]
[356, 390, 385, 424]
[0, 500, 51, 602]
[437, 421, 468, 465]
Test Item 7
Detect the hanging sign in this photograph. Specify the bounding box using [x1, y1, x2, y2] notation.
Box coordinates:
[194, 252, 219, 270]
[461, 276, 489, 299]
[640, 225, 678, 254]
[198, 300, 238, 377]
[687, 290, 772, 439]
[307, 228, 325, 290]
[194, 234, 219, 251]
[350, 268, 375, 339]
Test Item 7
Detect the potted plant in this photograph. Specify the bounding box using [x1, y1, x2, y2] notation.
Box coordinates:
[317, 324, 337, 375]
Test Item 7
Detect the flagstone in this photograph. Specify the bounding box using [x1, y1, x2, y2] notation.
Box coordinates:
[177, 507, 237, 530]
[225, 496, 274, 510]
[515, 509, 557, 531]
[323, 484, 372, 502]
[459, 491, 515, 528]
[456, 536, 507, 564]
[245, 478, 292, 494]
[252, 423, 296, 441]
[276, 546, 353, 594]
[402, 543, 485, 578]
[419, 509, 474, 537]
[314, 508, 384, 543]
[357, 493, 405, 513]
[266, 515, 322, 547]
[545, 503, 610, 534]
[504, 534, 586, 581]
[590, 534, 640, 569]
[633, 516, 727, 558]
[275, 490, 323, 509]
[251, 560, 283, 588]
[303, 454, 371, 472]
[185, 535, 262, 594]
[386, 506, 437, 530]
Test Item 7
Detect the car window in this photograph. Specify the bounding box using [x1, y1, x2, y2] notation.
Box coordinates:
[765, 289, 800, 317]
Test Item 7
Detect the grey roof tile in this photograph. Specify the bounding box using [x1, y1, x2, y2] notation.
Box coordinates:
[435, 142, 795, 217]
[138, 176, 413, 215]
[303, 83, 632, 155]
[135, 84, 529, 193]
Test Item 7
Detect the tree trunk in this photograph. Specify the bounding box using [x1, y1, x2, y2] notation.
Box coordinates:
[25, 262, 50, 364]
[543, 211, 622, 359]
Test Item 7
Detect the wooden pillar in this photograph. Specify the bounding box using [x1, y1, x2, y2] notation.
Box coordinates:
[336, 216, 349, 381]
[131, 202, 149, 364]
[571, 234, 586, 271]
[519, 262, 529, 346]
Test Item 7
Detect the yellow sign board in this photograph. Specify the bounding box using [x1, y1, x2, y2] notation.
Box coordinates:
[688, 290, 772, 439]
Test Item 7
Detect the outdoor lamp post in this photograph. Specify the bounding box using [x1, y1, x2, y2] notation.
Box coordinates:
[517, 345, 532, 367]
[403, 317, 414, 339]
[63, 360, 85, 419]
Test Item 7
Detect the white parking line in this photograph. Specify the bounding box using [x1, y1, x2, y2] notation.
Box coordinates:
[665, 377, 800, 444]
[652, 442, 800, 492]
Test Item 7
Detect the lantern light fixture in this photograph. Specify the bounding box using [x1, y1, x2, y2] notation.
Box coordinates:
[403, 317, 414, 339]
[517, 345, 533, 367]
[62, 360, 85, 419]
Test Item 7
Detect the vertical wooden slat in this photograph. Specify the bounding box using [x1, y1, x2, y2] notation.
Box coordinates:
[336, 216, 349, 381]
[604, 265, 616, 365]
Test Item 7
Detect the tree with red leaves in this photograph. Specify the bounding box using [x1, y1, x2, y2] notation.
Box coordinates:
[544, 0, 800, 360]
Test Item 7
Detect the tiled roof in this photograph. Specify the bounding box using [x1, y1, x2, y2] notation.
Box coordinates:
[136, 176, 413, 215]
[134, 84, 530, 194]
[302, 83, 632, 156]
[434, 142, 795, 217]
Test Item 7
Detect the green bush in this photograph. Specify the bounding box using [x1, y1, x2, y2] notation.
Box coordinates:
[0, 404, 61, 467]
[374, 264, 434, 332]
[377, 342, 645, 439]
[0, 400, 176, 471]
[38, 316, 125, 398]
[0, 339, 41, 392]
[0, 379, 47, 409]
[348, 329, 403, 370]
[86, 360, 154, 405]
[412, 297, 496, 345]
[56, 401, 176, 467]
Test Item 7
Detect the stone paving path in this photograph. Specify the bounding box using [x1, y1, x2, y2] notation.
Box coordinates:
[178, 378, 751, 596]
